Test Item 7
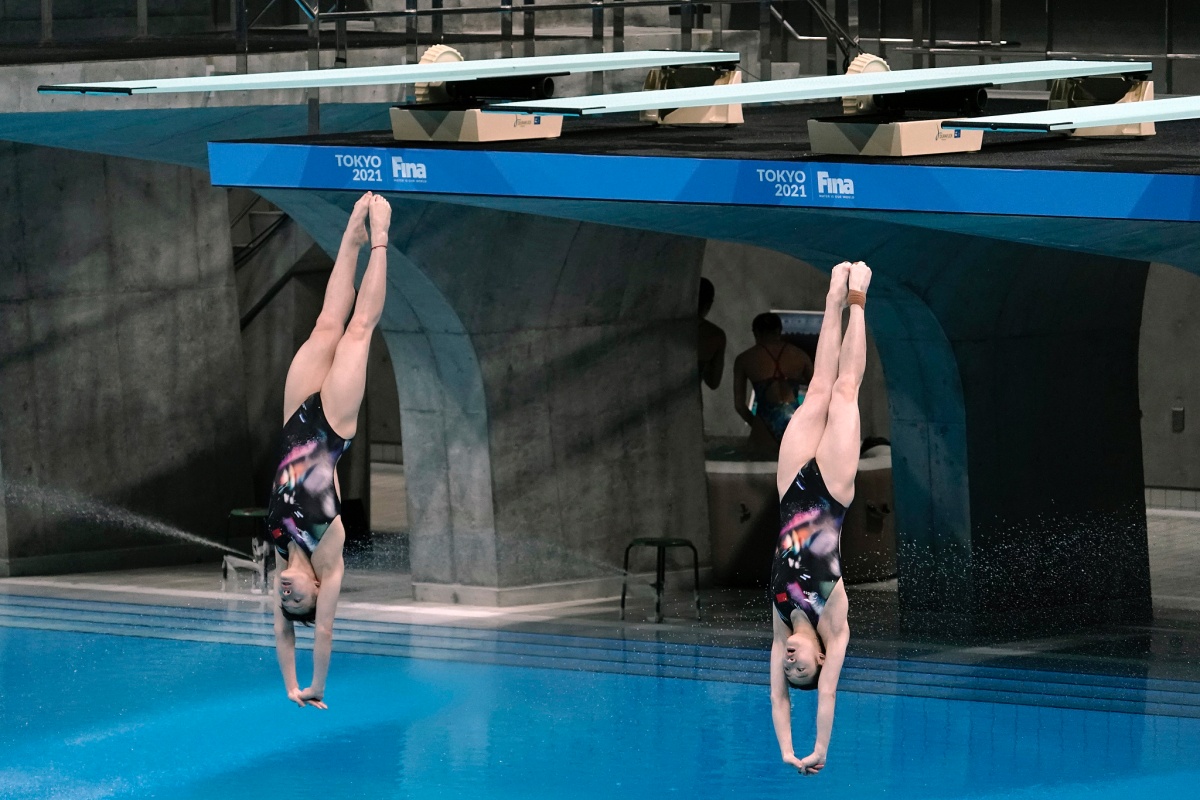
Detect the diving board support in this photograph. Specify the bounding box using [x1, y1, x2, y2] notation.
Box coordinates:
[638, 65, 745, 127]
[389, 107, 563, 142]
[1051, 77, 1156, 138]
[807, 116, 983, 157]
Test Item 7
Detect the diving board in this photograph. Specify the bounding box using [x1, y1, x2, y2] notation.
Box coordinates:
[37, 50, 741, 96]
[488, 60, 1151, 116]
[943, 95, 1200, 133]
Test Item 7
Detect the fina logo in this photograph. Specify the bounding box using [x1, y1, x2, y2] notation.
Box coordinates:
[817, 171, 855, 198]
[391, 155, 428, 182]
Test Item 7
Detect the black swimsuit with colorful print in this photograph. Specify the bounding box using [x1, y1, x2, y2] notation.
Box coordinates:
[266, 393, 352, 560]
[770, 458, 848, 631]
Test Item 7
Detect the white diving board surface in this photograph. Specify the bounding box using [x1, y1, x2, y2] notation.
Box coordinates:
[37, 50, 741, 96]
[489, 59, 1152, 116]
[943, 95, 1200, 132]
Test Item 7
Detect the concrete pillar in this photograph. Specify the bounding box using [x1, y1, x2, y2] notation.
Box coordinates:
[0, 143, 252, 574]
[0, 443, 9, 577]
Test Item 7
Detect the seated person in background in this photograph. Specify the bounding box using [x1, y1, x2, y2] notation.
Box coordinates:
[733, 312, 814, 456]
[697, 277, 728, 390]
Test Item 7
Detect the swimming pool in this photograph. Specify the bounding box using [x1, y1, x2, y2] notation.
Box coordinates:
[2, 593, 1200, 799]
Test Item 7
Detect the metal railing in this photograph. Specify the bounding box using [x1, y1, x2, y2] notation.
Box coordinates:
[234, 1, 754, 69]
[236, 0, 787, 132]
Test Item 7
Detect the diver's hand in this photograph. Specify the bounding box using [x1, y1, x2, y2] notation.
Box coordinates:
[297, 686, 328, 710]
[784, 751, 826, 775]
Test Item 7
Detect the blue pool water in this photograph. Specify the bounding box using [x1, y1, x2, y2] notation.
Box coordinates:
[3, 597, 1200, 799]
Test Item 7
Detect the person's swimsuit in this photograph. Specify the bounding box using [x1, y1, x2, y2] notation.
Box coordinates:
[266, 393, 353, 560]
[770, 459, 848, 632]
[751, 344, 806, 441]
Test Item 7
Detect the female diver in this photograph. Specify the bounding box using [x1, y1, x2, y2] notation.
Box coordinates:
[769, 260, 870, 774]
[268, 191, 391, 709]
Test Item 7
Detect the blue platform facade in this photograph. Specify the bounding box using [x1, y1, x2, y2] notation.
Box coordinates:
[209, 141, 1200, 224]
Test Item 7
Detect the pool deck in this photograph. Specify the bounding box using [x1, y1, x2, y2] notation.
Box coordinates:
[3, 509, 1200, 689]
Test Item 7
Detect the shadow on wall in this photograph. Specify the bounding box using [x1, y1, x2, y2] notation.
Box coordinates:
[698, 240, 890, 443]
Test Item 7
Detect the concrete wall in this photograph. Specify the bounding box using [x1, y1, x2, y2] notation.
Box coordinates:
[1, 1, 214, 42]
[0, 143, 251, 575]
[1140, 262, 1200, 490]
[699, 239, 890, 444]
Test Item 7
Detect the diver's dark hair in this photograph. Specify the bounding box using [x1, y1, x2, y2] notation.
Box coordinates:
[280, 604, 316, 626]
[752, 312, 782, 336]
[699, 277, 715, 313]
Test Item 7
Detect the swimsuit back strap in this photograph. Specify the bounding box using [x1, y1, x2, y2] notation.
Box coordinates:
[758, 343, 790, 383]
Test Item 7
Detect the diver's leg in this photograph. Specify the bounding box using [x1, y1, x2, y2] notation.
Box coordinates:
[281, 192, 373, 421]
[814, 262, 871, 507]
[776, 262, 850, 495]
[321, 195, 390, 438]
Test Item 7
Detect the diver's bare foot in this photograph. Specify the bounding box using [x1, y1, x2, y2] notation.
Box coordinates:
[369, 194, 392, 246]
[827, 261, 851, 307]
[849, 261, 872, 296]
[344, 192, 372, 247]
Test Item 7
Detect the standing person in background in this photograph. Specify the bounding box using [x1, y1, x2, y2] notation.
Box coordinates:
[769, 261, 871, 776]
[268, 191, 391, 709]
[732, 312, 814, 457]
[698, 277, 727, 390]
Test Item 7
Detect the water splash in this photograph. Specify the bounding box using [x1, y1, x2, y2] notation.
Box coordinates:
[6, 480, 248, 557]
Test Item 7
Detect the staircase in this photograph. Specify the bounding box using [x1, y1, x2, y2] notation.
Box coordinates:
[227, 189, 323, 331]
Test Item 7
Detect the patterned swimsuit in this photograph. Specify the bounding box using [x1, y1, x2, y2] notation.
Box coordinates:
[266, 393, 352, 559]
[770, 459, 847, 631]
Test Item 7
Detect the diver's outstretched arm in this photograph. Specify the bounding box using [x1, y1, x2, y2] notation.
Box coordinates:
[273, 568, 308, 707]
[797, 625, 847, 775]
[794, 582, 850, 776]
[770, 613, 803, 768]
[297, 562, 344, 707]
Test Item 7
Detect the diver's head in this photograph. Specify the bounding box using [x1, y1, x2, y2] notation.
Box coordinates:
[752, 312, 783, 344]
[783, 630, 825, 690]
[279, 567, 319, 624]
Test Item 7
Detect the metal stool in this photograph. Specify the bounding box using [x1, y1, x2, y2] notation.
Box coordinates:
[225, 507, 268, 547]
[222, 537, 272, 594]
[620, 537, 702, 623]
[222, 508, 270, 595]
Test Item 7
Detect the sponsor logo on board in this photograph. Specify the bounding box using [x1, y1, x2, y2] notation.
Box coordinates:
[817, 171, 855, 198]
[391, 156, 428, 182]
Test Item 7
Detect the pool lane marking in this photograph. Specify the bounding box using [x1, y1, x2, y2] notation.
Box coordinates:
[0, 578, 507, 618]
[0, 577, 706, 622]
